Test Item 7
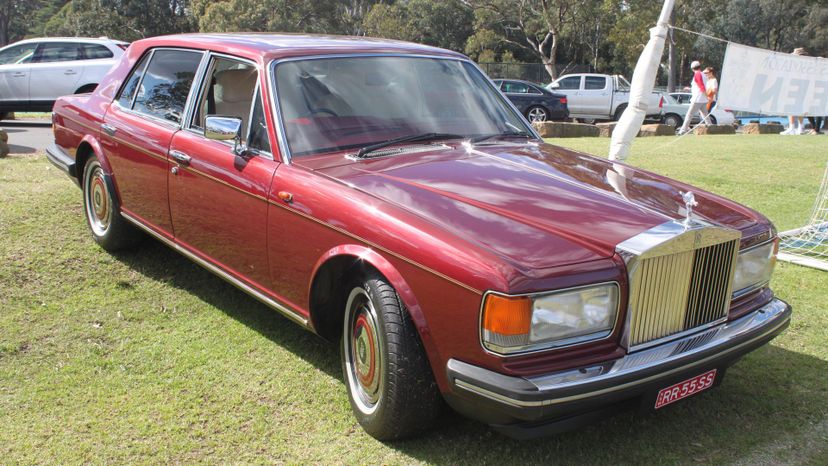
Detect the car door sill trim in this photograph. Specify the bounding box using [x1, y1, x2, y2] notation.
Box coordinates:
[120, 210, 310, 327]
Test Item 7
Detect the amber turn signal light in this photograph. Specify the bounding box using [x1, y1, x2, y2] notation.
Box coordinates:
[482, 295, 532, 336]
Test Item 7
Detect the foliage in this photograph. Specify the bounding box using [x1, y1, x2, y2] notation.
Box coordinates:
[364, 0, 473, 52]
[43, 0, 193, 42]
[0, 0, 42, 45]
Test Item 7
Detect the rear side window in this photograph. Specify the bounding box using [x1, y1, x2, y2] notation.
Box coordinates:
[33, 42, 82, 63]
[585, 76, 607, 90]
[117, 53, 151, 108]
[81, 44, 114, 59]
[130, 49, 202, 124]
[557, 76, 581, 90]
[501, 81, 529, 94]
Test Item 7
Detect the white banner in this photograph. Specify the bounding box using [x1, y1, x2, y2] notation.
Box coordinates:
[718, 43, 828, 116]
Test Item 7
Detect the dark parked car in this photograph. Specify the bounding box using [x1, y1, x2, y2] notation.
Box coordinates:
[47, 34, 789, 441]
[493, 78, 569, 122]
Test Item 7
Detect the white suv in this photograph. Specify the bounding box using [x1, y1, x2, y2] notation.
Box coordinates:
[0, 37, 127, 119]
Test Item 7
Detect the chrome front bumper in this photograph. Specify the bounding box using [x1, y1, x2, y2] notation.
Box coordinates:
[446, 298, 791, 436]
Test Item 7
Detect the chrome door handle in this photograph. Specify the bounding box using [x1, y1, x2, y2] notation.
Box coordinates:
[64, 70, 77, 75]
[169, 150, 191, 166]
[12, 72, 26, 77]
[101, 123, 117, 136]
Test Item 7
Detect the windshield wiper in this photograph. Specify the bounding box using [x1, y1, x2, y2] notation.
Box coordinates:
[355, 132, 465, 158]
[470, 131, 533, 144]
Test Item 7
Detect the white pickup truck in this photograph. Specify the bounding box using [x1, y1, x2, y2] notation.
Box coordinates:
[546, 73, 663, 122]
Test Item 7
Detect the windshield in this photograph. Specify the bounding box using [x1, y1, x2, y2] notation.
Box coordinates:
[272, 56, 532, 157]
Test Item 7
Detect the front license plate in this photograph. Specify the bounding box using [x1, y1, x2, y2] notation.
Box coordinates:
[654, 369, 717, 409]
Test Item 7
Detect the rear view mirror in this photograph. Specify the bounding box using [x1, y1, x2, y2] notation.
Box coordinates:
[205, 115, 242, 141]
[205, 115, 248, 155]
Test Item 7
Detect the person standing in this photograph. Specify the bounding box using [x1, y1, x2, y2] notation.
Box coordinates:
[704, 67, 718, 112]
[782, 48, 807, 135]
[677, 61, 709, 135]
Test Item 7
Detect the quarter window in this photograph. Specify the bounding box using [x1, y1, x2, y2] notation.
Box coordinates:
[33, 42, 81, 63]
[131, 49, 202, 124]
[0, 43, 37, 65]
[81, 44, 114, 59]
[556, 76, 581, 90]
[585, 76, 607, 90]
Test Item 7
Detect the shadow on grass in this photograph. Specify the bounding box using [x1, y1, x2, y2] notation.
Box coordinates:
[111, 239, 826, 463]
[111, 239, 341, 381]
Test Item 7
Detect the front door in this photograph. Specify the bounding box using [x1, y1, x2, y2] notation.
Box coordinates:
[168, 55, 277, 289]
[0, 42, 37, 109]
[580, 75, 611, 116]
[101, 48, 204, 236]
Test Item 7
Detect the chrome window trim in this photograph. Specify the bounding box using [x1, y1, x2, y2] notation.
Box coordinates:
[266, 53, 541, 165]
[477, 281, 622, 357]
[183, 52, 274, 160]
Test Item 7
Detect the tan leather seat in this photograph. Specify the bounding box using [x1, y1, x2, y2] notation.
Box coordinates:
[214, 68, 257, 136]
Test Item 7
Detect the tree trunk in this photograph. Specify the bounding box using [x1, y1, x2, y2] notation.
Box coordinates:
[0, 10, 9, 47]
[667, 12, 676, 92]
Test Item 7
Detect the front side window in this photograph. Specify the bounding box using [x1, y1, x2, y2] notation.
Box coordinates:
[33, 42, 81, 63]
[273, 56, 531, 157]
[131, 49, 202, 124]
[0, 43, 37, 65]
[556, 76, 581, 90]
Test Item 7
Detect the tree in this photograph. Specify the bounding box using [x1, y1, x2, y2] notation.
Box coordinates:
[364, 0, 473, 52]
[191, 0, 339, 34]
[43, 0, 193, 41]
[0, 0, 41, 45]
[464, 0, 576, 80]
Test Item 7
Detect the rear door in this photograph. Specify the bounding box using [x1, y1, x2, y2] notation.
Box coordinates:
[28, 42, 85, 106]
[499, 80, 533, 113]
[101, 48, 205, 236]
[580, 75, 611, 116]
[0, 42, 37, 108]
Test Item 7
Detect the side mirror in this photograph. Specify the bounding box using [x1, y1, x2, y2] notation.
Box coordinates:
[205, 115, 247, 155]
[548, 82, 560, 89]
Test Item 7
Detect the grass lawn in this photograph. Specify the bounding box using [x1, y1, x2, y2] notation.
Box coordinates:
[1, 135, 827, 464]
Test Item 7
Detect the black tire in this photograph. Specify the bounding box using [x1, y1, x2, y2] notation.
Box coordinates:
[525, 106, 549, 123]
[613, 104, 628, 121]
[341, 271, 442, 440]
[664, 113, 682, 128]
[0, 112, 8, 121]
[75, 84, 98, 94]
[82, 155, 142, 251]
[708, 115, 717, 125]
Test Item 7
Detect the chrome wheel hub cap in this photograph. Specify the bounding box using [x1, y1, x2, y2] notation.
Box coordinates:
[84, 165, 112, 236]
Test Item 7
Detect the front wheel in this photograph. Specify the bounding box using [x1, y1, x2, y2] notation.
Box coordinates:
[526, 106, 549, 123]
[341, 272, 442, 440]
[82, 156, 142, 251]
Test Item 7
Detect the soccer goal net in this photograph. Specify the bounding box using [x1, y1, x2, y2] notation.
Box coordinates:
[778, 162, 828, 272]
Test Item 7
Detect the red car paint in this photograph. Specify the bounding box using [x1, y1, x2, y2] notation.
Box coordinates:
[51, 34, 776, 394]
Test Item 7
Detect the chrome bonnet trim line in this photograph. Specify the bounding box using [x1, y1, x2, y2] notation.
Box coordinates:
[453, 298, 789, 408]
[121, 212, 309, 327]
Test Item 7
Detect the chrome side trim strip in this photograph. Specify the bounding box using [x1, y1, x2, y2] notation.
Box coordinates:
[453, 298, 789, 408]
[120, 211, 309, 327]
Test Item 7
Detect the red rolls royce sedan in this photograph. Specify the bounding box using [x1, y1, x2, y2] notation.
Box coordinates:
[46, 34, 791, 440]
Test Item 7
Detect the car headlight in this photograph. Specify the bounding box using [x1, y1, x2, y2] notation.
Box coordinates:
[732, 240, 777, 297]
[481, 283, 619, 355]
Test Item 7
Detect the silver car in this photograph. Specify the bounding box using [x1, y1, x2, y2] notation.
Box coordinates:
[0, 37, 127, 119]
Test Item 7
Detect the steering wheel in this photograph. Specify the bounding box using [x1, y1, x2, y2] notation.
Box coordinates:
[310, 108, 338, 117]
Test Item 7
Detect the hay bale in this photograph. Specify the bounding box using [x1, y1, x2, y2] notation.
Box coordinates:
[596, 122, 616, 137]
[694, 124, 736, 135]
[638, 124, 674, 137]
[533, 121, 600, 138]
[0, 129, 7, 143]
[0, 130, 8, 157]
[742, 123, 784, 135]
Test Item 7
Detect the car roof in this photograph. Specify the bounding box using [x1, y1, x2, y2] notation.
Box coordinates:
[10, 37, 128, 45]
[130, 33, 467, 62]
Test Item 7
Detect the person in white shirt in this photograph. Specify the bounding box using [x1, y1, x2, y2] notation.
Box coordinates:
[677, 61, 710, 135]
[704, 67, 718, 111]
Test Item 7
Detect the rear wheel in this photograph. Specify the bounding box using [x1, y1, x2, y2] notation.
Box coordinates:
[341, 272, 442, 440]
[74, 84, 98, 94]
[526, 106, 549, 123]
[82, 156, 142, 251]
[664, 113, 682, 128]
[708, 115, 718, 125]
[613, 104, 628, 121]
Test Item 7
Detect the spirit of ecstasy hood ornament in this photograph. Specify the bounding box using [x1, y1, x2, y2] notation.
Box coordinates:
[682, 191, 698, 227]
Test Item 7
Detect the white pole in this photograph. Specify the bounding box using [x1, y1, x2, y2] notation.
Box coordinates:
[609, 0, 676, 162]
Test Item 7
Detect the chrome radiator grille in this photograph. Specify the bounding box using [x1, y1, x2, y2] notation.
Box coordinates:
[625, 232, 739, 349]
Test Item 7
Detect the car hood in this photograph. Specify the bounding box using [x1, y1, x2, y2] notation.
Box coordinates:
[301, 142, 768, 273]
